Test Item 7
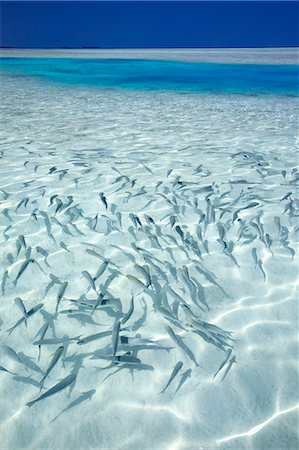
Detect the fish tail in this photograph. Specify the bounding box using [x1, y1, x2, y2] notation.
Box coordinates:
[49, 413, 61, 424]
[159, 386, 167, 395]
[26, 400, 35, 408]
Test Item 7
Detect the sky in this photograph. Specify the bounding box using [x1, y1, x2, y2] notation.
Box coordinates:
[1, 1, 298, 49]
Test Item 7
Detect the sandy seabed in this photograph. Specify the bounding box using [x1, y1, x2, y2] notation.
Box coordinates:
[0, 68, 298, 450]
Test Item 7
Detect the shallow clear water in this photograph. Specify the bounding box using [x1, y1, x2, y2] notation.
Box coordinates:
[0, 53, 298, 450]
[1, 57, 298, 94]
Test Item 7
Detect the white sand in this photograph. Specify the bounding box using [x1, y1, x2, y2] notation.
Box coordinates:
[0, 71, 298, 450]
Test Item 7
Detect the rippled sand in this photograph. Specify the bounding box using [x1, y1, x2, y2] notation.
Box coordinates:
[0, 73, 298, 450]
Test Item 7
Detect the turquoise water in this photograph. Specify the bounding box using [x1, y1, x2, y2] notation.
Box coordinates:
[0, 57, 298, 94]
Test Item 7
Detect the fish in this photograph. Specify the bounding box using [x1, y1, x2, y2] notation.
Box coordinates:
[280, 192, 292, 202]
[166, 326, 199, 366]
[13, 375, 40, 387]
[77, 330, 112, 345]
[217, 222, 226, 242]
[15, 297, 27, 324]
[17, 352, 43, 374]
[25, 247, 32, 260]
[114, 354, 141, 365]
[13, 259, 34, 286]
[85, 248, 103, 260]
[69, 223, 85, 237]
[94, 261, 108, 281]
[0, 188, 9, 200]
[50, 389, 96, 423]
[15, 198, 29, 211]
[60, 241, 70, 252]
[115, 211, 122, 229]
[56, 282, 68, 312]
[221, 355, 237, 382]
[39, 211, 56, 242]
[4, 225, 12, 240]
[40, 346, 64, 388]
[174, 369, 192, 394]
[82, 271, 97, 292]
[35, 323, 49, 361]
[121, 295, 134, 325]
[264, 233, 273, 255]
[27, 373, 77, 407]
[3, 208, 12, 222]
[36, 246, 51, 267]
[251, 247, 259, 267]
[7, 303, 43, 335]
[3, 345, 23, 365]
[60, 311, 102, 326]
[44, 273, 61, 297]
[213, 349, 232, 379]
[18, 235, 27, 250]
[160, 361, 183, 394]
[112, 320, 121, 358]
[282, 241, 295, 258]
[1, 270, 9, 295]
[126, 274, 147, 290]
[134, 264, 151, 287]
[89, 213, 100, 231]
[6, 316, 27, 334]
[33, 336, 81, 346]
[257, 259, 266, 281]
[164, 285, 187, 306]
[175, 225, 184, 241]
[99, 192, 108, 209]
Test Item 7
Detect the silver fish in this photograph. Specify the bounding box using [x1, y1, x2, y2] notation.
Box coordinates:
[174, 368, 192, 394]
[1, 270, 9, 295]
[126, 274, 147, 289]
[77, 330, 112, 345]
[251, 248, 258, 267]
[13, 259, 34, 286]
[7, 303, 43, 335]
[60, 241, 70, 252]
[213, 349, 232, 379]
[121, 295, 134, 325]
[36, 323, 49, 361]
[221, 355, 237, 382]
[50, 389, 96, 423]
[166, 326, 199, 366]
[134, 264, 151, 287]
[112, 320, 121, 357]
[56, 282, 68, 312]
[33, 336, 80, 346]
[15, 297, 27, 319]
[3, 345, 22, 364]
[82, 271, 97, 292]
[18, 235, 27, 250]
[99, 192, 108, 209]
[40, 346, 64, 388]
[160, 361, 183, 394]
[94, 261, 108, 281]
[27, 373, 77, 407]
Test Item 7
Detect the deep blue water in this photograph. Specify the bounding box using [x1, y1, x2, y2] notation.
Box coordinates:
[0, 57, 298, 94]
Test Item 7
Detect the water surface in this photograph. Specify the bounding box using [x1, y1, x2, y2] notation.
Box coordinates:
[1, 57, 298, 94]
